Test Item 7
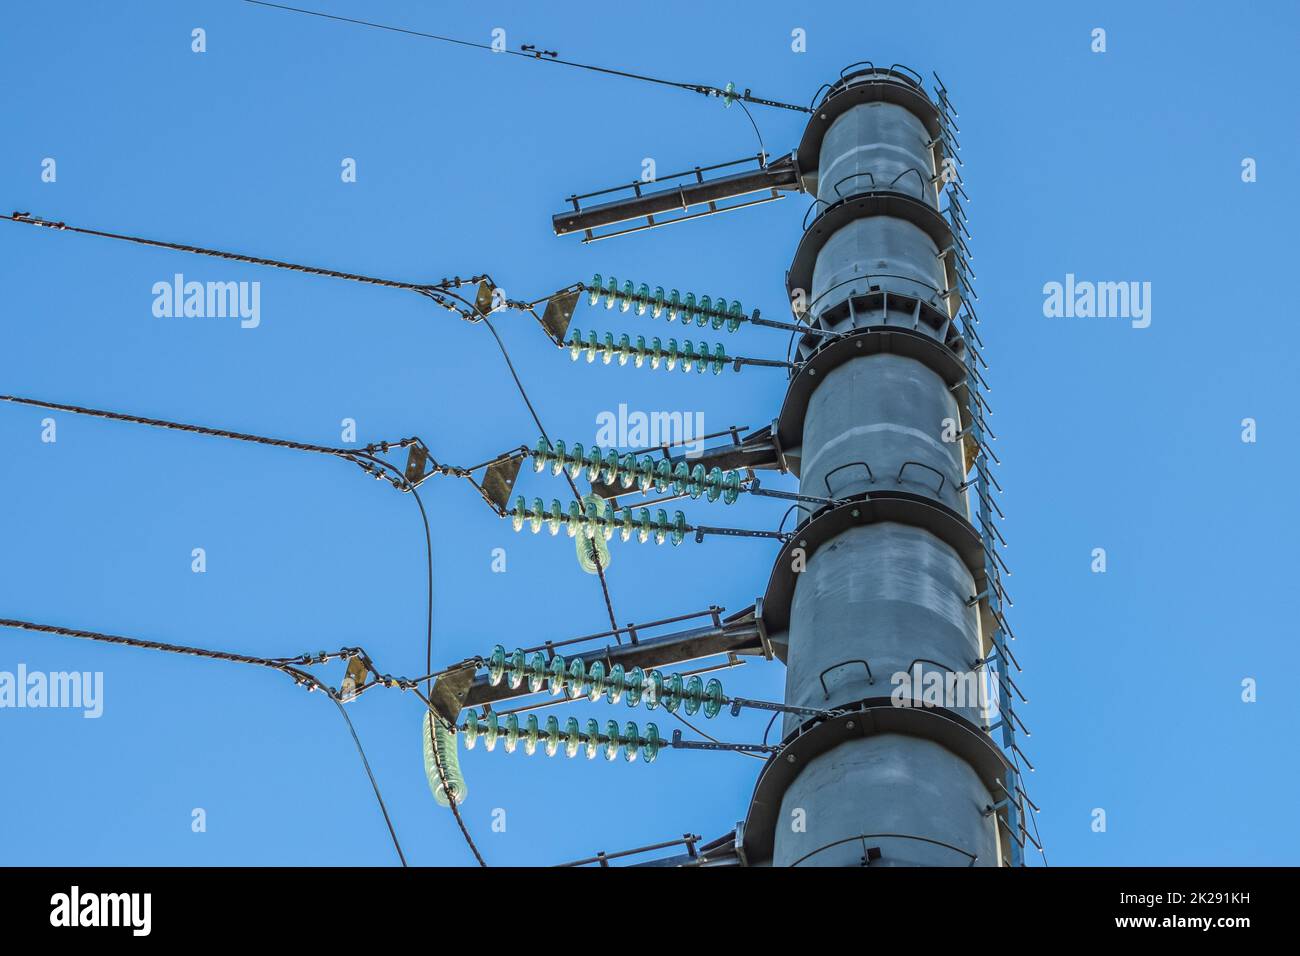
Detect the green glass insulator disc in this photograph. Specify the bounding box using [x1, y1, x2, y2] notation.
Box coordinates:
[567, 443, 585, 479]
[664, 673, 684, 713]
[588, 274, 603, 307]
[711, 343, 726, 375]
[587, 660, 607, 702]
[568, 328, 584, 361]
[523, 714, 540, 755]
[604, 720, 621, 761]
[564, 717, 582, 758]
[643, 723, 661, 764]
[584, 331, 599, 363]
[511, 496, 527, 532]
[529, 498, 545, 534]
[705, 467, 723, 502]
[533, 438, 550, 472]
[653, 459, 673, 492]
[667, 289, 681, 321]
[586, 448, 603, 481]
[636, 508, 652, 544]
[527, 652, 547, 693]
[635, 283, 650, 315]
[604, 276, 618, 308]
[547, 500, 564, 536]
[616, 333, 632, 366]
[654, 509, 670, 545]
[584, 718, 601, 760]
[722, 471, 742, 505]
[504, 713, 520, 753]
[567, 657, 587, 700]
[698, 296, 712, 329]
[599, 501, 617, 541]
[704, 678, 724, 718]
[619, 280, 634, 312]
[617, 453, 637, 489]
[653, 287, 665, 318]
[506, 648, 527, 689]
[606, 663, 625, 704]
[710, 298, 725, 330]
[633, 335, 648, 368]
[484, 711, 500, 751]
[683, 675, 704, 716]
[680, 340, 695, 372]
[727, 301, 743, 332]
[644, 670, 665, 710]
[544, 715, 562, 757]
[548, 655, 568, 696]
[670, 512, 686, 547]
[689, 463, 707, 498]
[694, 341, 709, 373]
[550, 439, 567, 476]
[664, 338, 678, 371]
[672, 461, 691, 496]
[623, 722, 640, 762]
[602, 332, 617, 365]
[683, 292, 697, 325]
[649, 337, 664, 369]
[637, 457, 655, 493]
[487, 645, 507, 686]
[463, 714, 479, 749]
[566, 500, 582, 538]
[618, 507, 635, 542]
[625, 667, 644, 707]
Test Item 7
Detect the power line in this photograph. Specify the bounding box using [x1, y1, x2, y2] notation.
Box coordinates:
[0, 210, 483, 297]
[0, 617, 410, 864]
[0, 394, 414, 461]
[328, 695, 409, 866]
[476, 310, 620, 634]
[241, 1, 813, 114]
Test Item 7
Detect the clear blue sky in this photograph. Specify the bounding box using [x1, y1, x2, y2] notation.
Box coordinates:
[2, 0, 1297, 866]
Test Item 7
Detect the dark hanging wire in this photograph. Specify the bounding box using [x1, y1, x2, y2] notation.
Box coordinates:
[360, 451, 488, 867]
[0, 400, 487, 864]
[0, 213, 483, 303]
[241, 1, 812, 114]
[0, 617, 409, 866]
[465, 304, 620, 635]
[0, 394, 416, 462]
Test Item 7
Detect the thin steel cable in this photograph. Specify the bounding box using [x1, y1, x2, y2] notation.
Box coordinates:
[0, 617, 409, 865]
[1, 211, 474, 294]
[0, 394, 391, 458]
[241, 1, 812, 113]
[0, 617, 310, 670]
[475, 311, 620, 633]
[328, 694, 409, 866]
[360, 453, 487, 867]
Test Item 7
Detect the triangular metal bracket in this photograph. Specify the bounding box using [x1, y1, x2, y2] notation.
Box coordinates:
[540, 288, 582, 344]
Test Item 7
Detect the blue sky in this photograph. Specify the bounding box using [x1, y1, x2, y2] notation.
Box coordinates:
[1, 0, 1297, 866]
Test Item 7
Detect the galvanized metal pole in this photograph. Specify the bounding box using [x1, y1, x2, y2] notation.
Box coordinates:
[741, 67, 1019, 867]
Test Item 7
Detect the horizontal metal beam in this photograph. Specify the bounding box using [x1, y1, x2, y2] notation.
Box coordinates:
[553, 159, 800, 237]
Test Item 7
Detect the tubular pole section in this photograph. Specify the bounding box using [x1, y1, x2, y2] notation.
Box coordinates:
[743, 67, 1024, 867]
